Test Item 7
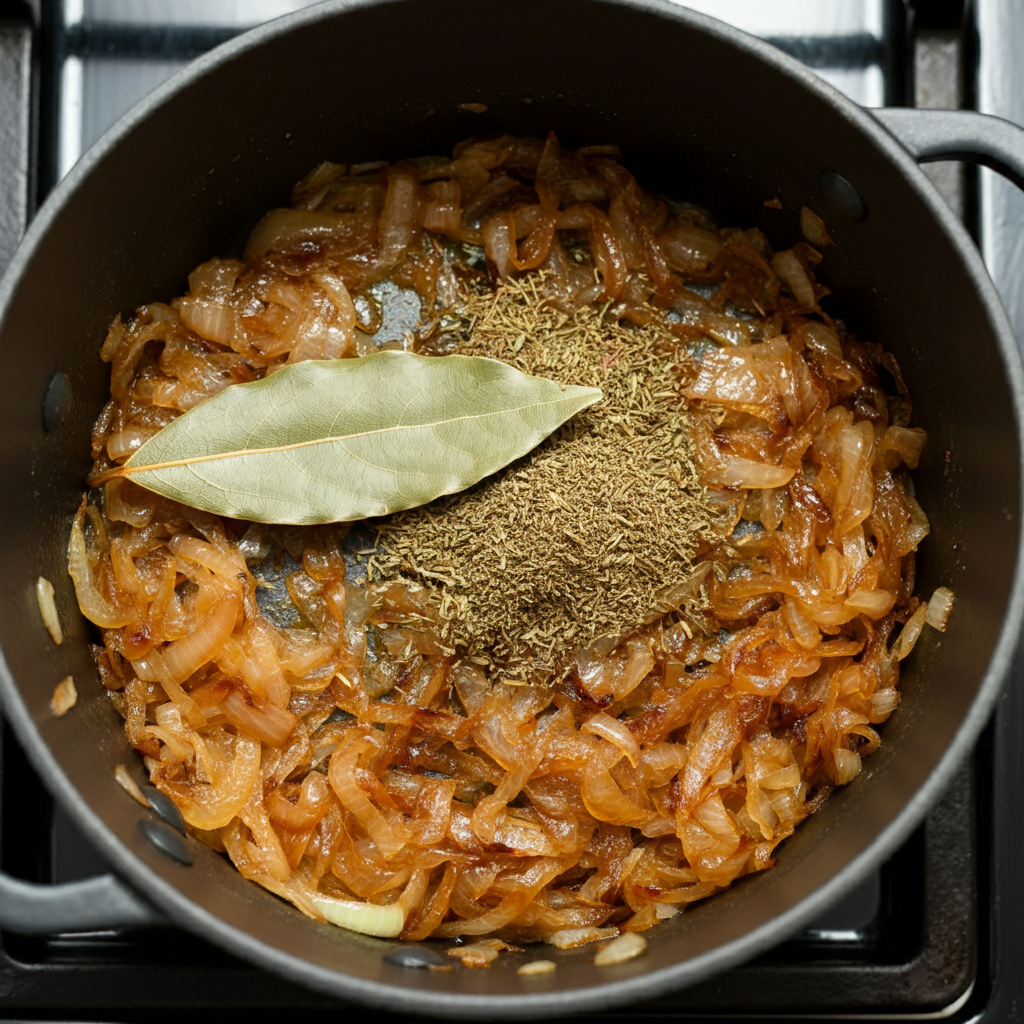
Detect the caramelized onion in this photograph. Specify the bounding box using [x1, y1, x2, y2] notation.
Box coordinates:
[73, 134, 935, 944]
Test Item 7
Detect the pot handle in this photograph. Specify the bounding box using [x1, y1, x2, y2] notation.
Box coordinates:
[872, 108, 1024, 190]
[0, 870, 164, 934]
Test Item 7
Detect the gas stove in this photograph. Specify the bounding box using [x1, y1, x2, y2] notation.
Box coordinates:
[0, 1, 1018, 1020]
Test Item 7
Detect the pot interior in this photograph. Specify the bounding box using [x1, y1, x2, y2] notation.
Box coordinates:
[0, 0, 1018, 1014]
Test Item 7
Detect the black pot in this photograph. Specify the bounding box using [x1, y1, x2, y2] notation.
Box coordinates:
[1, 0, 1023, 1017]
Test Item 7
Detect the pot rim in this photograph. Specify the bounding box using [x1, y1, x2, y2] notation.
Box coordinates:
[1, 0, 1023, 1017]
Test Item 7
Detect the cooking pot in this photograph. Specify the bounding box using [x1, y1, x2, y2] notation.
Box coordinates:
[1, 0, 1023, 1017]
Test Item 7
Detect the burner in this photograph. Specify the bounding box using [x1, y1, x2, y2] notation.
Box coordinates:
[0, 1, 1014, 1019]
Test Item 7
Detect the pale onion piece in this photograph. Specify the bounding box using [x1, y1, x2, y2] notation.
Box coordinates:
[799, 206, 834, 247]
[708, 457, 795, 489]
[49, 676, 77, 717]
[377, 166, 417, 268]
[893, 603, 929, 661]
[772, 249, 816, 308]
[760, 764, 801, 790]
[655, 903, 679, 921]
[782, 598, 819, 650]
[843, 588, 896, 619]
[517, 960, 556, 976]
[545, 926, 619, 949]
[106, 427, 158, 461]
[36, 576, 62, 645]
[474, 937, 517, 952]
[68, 504, 130, 628]
[221, 689, 296, 748]
[583, 712, 642, 767]
[595, 932, 647, 967]
[925, 586, 955, 632]
[833, 748, 862, 785]
[246, 208, 352, 257]
[178, 296, 235, 345]
[447, 943, 499, 967]
[880, 425, 928, 469]
[797, 320, 842, 359]
[871, 688, 900, 718]
[160, 598, 238, 684]
[310, 896, 405, 938]
[168, 535, 247, 589]
[114, 764, 151, 808]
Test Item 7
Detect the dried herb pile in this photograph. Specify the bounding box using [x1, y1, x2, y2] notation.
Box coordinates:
[371, 277, 718, 677]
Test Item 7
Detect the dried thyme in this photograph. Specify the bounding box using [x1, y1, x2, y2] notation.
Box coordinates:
[371, 276, 720, 677]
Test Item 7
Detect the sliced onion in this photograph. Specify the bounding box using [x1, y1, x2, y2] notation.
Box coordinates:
[772, 249, 816, 308]
[594, 931, 646, 966]
[159, 597, 239, 684]
[871, 688, 900, 719]
[106, 427, 158, 462]
[843, 588, 895, 619]
[833, 748, 862, 785]
[49, 676, 77, 717]
[583, 713, 642, 767]
[708, 457, 795, 489]
[880, 426, 928, 469]
[245, 208, 353, 257]
[161, 732, 261, 831]
[311, 895, 405, 938]
[799, 206, 833, 247]
[221, 689, 296, 748]
[178, 297, 236, 345]
[925, 586, 954, 632]
[893, 603, 928, 661]
[114, 764, 150, 808]
[36, 576, 62, 644]
[518, 960, 556, 976]
[546, 926, 618, 949]
[67, 503, 130, 628]
[760, 764, 801, 790]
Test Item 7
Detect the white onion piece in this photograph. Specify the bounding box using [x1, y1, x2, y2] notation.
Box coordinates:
[760, 764, 801, 790]
[245, 208, 351, 257]
[160, 598, 238, 684]
[893, 603, 928, 661]
[447, 943, 500, 967]
[49, 676, 77, 717]
[311, 895, 405, 938]
[880, 426, 928, 469]
[583, 713, 642, 767]
[709, 457, 795, 489]
[833, 748, 861, 785]
[546, 926, 619, 949]
[178, 297, 236, 346]
[871, 688, 900, 719]
[772, 249, 816, 308]
[221, 689, 295, 748]
[595, 932, 647, 966]
[925, 586, 954, 632]
[67, 505, 130, 628]
[518, 960, 556, 976]
[114, 764, 151, 808]
[169, 536, 247, 590]
[36, 576, 62, 644]
[106, 427, 158, 462]
[799, 206, 833, 247]
[377, 167, 417, 269]
[844, 589, 895, 619]
[797, 320, 842, 358]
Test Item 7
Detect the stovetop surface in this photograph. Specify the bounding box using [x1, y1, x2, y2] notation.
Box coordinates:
[0, 1, 1020, 1020]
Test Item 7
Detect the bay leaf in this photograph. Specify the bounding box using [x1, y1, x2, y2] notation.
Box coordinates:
[102, 351, 602, 525]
